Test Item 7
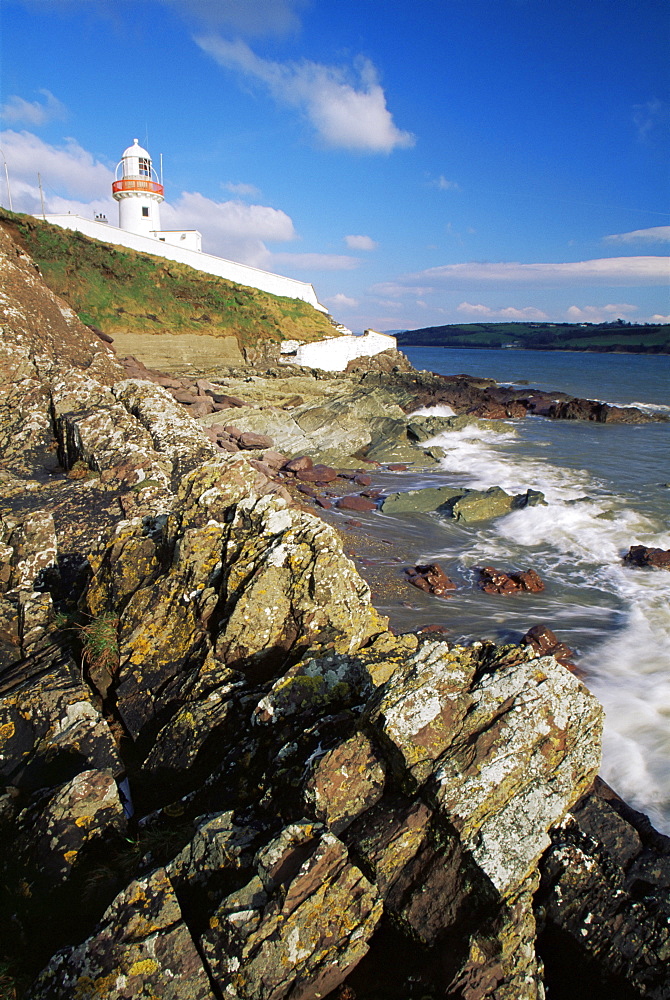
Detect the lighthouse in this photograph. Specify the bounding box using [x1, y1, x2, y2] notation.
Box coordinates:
[112, 138, 164, 237]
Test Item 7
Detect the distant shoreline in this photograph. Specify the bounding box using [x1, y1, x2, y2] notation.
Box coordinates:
[396, 320, 670, 355]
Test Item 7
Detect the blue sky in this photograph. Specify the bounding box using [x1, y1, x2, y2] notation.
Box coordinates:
[1, 0, 668, 331]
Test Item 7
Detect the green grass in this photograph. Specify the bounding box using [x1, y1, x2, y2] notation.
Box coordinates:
[1, 209, 337, 353]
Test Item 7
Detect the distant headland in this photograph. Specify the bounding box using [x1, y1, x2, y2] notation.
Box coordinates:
[396, 319, 670, 354]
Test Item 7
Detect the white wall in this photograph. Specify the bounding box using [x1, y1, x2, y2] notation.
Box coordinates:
[155, 229, 202, 252]
[42, 214, 327, 312]
[280, 330, 397, 371]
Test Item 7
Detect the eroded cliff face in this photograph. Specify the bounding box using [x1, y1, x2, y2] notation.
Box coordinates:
[0, 225, 668, 1000]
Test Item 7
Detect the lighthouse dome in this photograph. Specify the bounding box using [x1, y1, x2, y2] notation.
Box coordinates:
[121, 138, 151, 160]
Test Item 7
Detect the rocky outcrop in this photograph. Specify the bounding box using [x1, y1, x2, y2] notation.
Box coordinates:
[1, 222, 666, 999]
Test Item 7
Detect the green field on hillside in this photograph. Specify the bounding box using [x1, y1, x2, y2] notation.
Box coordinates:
[1, 210, 336, 352]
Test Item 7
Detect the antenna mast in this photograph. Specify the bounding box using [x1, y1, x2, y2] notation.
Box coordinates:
[38, 172, 45, 218]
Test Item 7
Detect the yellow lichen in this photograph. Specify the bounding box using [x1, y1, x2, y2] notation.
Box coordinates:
[128, 958, 159, 977]
[0, 720, 15, 747]
[64, 849, 79, 865]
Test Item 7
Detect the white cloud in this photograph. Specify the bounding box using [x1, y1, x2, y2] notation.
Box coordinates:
[604, 226, 670, 244]
[457, 302, 549, 320]
[565, 303, 638, 323]
[161, 191, 296, 266]
[432, 175, 460, 191]
[196, 36, 415, 153]
[633, 99, 670, 141]
[344, 234, 377, 251]
[325, 292, 359, 309]
[649, 314, 670, 323]
[223, 180, 262, 198]
[271, 251, 359, 271]
[0, 89, 68, 127]
[402, 257, 670, 286]
[0, 129, 114, 203]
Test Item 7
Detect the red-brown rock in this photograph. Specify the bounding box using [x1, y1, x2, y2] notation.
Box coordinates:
[521, 624, 577, 670]
[337, 495, 377, 512]
[405, 563, 456, 597]
[297, 464, 338, 483]
[238, 431, 274, 450]
[283, 455, 313, 473]
[478, 566, 544, 595]
[623, 545, 670, 570]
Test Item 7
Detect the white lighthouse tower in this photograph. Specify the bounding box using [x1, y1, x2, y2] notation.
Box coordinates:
[112, 139, 164, 237]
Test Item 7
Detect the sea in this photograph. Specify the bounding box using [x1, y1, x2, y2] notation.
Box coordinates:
[376, 346, 670, 833]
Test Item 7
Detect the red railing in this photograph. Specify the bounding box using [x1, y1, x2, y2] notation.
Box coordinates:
[112, 178, 164, 195]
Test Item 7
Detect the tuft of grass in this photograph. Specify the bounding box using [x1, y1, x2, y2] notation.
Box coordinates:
[79, 612, 119, 674]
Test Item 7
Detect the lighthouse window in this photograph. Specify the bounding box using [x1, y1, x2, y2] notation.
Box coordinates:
[139, 157, 151, 177]
[142, 206, 149, 217]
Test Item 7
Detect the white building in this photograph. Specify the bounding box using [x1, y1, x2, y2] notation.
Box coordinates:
[112, 139, 202, 251]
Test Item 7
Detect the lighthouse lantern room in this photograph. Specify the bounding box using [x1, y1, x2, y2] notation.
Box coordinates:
[112, 138, 164, 236]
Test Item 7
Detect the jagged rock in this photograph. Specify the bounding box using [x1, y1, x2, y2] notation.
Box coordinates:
[200, 824, 383, 1000]
[303, 732, 386, 834]
[12, 768, 126, 887]
[0, 643, 122, 791]
[623, 544, 670, 570]
[478, 565, 544, 594]
[537, 781, 670, 999]
[0, 510, 58, 594]
[26, 867, 216, 1000]
[113, 378, 216, 482]
[404, 562, 456, 597]
[84, 457, 386, 741]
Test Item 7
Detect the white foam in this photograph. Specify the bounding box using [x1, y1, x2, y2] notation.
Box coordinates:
[408, 403, 456, 417]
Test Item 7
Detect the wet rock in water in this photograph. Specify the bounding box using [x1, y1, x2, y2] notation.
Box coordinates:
[381, 484, 465, 515]
[381, 484, 545, 521]
[297, 463, 339, 483]
[405, 562, 457, 597]
[478, 566, 545, 595]
[336, 495, 377, 512]
[521, 624, 577, 669]
[623, 544, 670, 570]
[445, 486, 546, 523]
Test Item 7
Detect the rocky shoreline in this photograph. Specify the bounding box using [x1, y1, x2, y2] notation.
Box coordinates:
[1, 224, 669, 999]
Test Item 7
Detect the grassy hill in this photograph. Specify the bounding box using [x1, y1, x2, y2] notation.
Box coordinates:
[0, 210, 337, 355]
[396, 321, 670, 354]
